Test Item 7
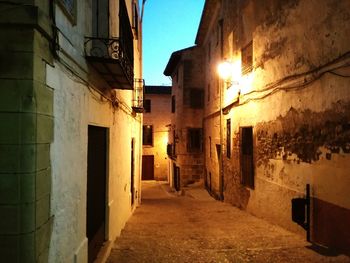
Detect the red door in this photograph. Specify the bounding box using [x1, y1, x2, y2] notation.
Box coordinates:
[142, 155, 154, 180]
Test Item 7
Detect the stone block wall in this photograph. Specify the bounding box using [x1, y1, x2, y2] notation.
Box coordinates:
[0, 2, 54, 262]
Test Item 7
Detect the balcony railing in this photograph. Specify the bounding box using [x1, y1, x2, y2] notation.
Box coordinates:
[84, 37, 134, 90]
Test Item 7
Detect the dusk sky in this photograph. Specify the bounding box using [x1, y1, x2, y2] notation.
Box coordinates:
[141, 0, 205, 86]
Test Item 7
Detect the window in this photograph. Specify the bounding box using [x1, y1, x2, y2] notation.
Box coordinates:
[207, 84, 210, 102]
[58, 0, 77, 24]
[208, 42, 211, 62]
[143, 125, 153, 146]
[217, 19, 224, 58]
[184, 88, 204, 109]
[171, 95, 175, 113]
[183, 60, 193, 83]
[226, 119, 231, 158]
[132, 2, 139, 39]
[144, 99, 151, 113]
[92, 0, 109, 38]
[241, 127, 254, 189]
[176, 68, 179, 83]
[209, 136, 212, 157]
[187, 128, 202, 152]
[241, 41, 253, 75]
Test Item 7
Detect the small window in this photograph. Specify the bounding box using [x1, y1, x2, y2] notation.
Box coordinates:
[226, 119, 231, 158]
[207, 84, 210, 102]
[58, 0, 77, 24]
[187, 128, 202, 153]
[171, 95, 175, 113]
[184, 88, 204, 109]
[143, 125, 153, 146]
[241, 127, 254, 189]
[208, 42, 211, 62]
[176, 68, 179, 83]
[209, 136, 212, 157]
[183, 60, 193, 83]
[144, 99, 151, 113]
[132, 2, 139, 39]
[241, 41, 253, 75]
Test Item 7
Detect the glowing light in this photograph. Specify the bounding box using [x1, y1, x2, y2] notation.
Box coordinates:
[217, 61, 233, 81]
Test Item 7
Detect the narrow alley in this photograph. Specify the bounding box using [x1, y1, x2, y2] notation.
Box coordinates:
[107, 181, 350, 263]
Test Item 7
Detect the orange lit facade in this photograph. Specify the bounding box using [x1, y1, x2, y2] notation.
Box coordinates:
[142, 86, 172, 181]
[172, 0, 350, 255]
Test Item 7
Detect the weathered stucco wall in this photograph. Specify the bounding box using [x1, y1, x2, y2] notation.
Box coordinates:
[143, 93, 172, 181]
[169, 47, 205, 187]
[199, 0, 350, 254]
[47, 61, 142, 262]
[46, 0, 143, 262]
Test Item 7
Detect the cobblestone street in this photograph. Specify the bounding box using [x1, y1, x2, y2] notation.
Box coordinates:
[107, 181, 350, 263]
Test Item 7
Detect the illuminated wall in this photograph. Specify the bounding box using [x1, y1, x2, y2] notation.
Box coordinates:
[142, 86, 172, 181]
[196, 0, 350, 254]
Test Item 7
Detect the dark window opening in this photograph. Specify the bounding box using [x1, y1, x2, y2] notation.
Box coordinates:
[92, 0, 109, 38]
[132, 2, 139, 39]
[241, 127, 254, 189]
[171, 95, 175, 113]
[226, 119, 231, 158]
[209, 136, 212, 157]
[143, 125, 153, 146]
[187, 128, 202, 153]
[207, 84, 210, 102]
[241, 41, 253, 75]
[219, 19, 224, 58]
[130, 138, 135, 205]
[183, 60, 193, 83]
[208, 42, 211, 62]
[184, 88, 204, 109]
[144, 99, 151, 113]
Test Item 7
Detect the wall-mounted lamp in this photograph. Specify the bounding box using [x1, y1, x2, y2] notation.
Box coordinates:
[217, 60, 239, 87]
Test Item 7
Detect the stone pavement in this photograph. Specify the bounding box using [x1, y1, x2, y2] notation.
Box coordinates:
[107, 181, 350, 263]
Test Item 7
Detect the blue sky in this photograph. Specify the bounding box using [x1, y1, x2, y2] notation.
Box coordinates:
[141, 0, 205, 86]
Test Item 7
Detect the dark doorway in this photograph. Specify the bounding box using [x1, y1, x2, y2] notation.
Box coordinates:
[131, 138, 135, 205]
[87, 126, 107, 263]
[241, 127, 254, 189]
[173, 164, 180, 191]
[142, 155, 154, 180]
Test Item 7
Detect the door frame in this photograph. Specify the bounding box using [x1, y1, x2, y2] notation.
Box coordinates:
[86, 125, 110, 263]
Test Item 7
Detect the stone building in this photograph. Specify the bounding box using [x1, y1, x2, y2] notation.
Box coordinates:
[0, 0, 143, 262]
[142, 85, 172, 181]
[194, 0, 350, 255]
[164, 47, 204, 190]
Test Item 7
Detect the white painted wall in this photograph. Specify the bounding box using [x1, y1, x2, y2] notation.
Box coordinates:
[47, 61, 142, 262]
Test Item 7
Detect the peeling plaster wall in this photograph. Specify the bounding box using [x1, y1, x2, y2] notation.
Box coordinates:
[201, 0, 350, 253]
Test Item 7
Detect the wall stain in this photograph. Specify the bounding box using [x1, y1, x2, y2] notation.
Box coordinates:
[256, 101, 350, 166]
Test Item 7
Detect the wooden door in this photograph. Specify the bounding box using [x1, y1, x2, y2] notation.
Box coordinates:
[142, 155, 154, 180]
[241, 127, 254, 189]
[87, 126, 107, 263]
[131, 138, 135, 205]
